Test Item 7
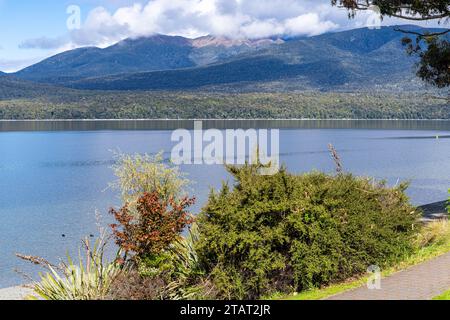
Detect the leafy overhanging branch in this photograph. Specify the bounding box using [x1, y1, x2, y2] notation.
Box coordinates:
[332, 1, 450, 90]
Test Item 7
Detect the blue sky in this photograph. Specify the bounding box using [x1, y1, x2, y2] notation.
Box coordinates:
[0, 0, 144, 71]
[0, 0, 443, 72]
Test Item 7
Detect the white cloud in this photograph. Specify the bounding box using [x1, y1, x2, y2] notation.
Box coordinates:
[70, 6, 131, 47]
[62, 0, 343, 47]
[240, 20, 285, 39]
[19, 0, 444, 55]
[285, 13, 338, 36]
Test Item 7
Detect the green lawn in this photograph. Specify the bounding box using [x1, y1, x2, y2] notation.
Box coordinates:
[278, 229, 450, 300]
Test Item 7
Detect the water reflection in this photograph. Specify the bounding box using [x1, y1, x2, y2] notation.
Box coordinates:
[0, 121, 449, 287]
[0, 119, 449, 131]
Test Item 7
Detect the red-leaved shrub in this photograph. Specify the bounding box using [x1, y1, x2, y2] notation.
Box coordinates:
[110, 191, 195, 260]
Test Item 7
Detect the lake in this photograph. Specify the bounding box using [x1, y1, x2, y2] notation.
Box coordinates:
[0, 119, 449, 288]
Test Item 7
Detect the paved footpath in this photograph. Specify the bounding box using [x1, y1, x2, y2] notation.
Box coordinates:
[327, 252, 450, 300]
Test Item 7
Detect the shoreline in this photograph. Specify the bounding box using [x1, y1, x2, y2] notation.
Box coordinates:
[419, 201, 448, 222]
[0, 201, 447, 300]
[0, 286, 34, 300]
[1, 118, 450, 122]
[1, 119, 450, 133]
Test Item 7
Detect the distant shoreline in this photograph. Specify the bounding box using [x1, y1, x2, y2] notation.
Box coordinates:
[419, 201, 449, 222]
[0, 118, 449, 133]
[1, 118, 450, 122]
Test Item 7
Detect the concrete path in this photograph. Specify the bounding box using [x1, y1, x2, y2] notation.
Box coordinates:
[328, 200, 449, 300]
[327, 252, 450, 300]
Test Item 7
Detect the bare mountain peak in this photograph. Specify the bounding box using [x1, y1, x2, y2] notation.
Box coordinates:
[191, 35, 284, 48]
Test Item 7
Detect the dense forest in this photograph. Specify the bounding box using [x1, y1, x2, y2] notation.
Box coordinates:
[0, 91, 448, 120]
[1, 26, 448, 120]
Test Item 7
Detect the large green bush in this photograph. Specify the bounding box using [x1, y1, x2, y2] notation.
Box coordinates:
[196, 164, 420, 299]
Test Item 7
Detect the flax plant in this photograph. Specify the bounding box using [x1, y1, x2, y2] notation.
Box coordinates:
[18, 232, 123, 300]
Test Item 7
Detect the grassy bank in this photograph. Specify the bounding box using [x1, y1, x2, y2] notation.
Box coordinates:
[21, 154, 449, 301]
[278, 219, 450, 300]
[433, 289, 450, 300]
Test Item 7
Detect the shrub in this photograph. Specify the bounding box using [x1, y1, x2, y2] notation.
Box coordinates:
[165, 223, 219, 300]
[447, 189, 450, 214]
[107, 269, 168, 300]
[415, 219, 450, 248]
[110, 191, 195, 261]
[109, 153, 207, 300]
[18, 233, 122, 300]
[196, 164, 420, 299]
[111, 152, 189, 204]
[107, 224, 216, 300]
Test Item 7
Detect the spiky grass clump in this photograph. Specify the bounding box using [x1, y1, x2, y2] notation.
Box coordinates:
[18, 233, 122, 300]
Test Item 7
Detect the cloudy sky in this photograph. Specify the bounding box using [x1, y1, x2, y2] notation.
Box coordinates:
[0, 0, 442, 72]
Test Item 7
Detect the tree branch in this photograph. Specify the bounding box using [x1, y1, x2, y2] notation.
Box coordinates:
[389, 12, 450, 21]
[393, 27, 450, 38]
[334, 0, 450, 21]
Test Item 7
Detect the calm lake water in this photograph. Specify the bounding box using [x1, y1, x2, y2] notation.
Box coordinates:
[0, 120, 449, 288]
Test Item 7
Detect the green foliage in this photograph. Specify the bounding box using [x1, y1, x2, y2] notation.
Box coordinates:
[196, 164, 420, 299]
[169, 223, 202, 280]
[111, 152, 189, 204]
[18, 233, 122, 300]
[109, 152, 207, 300]
[165, 224, 217, 300]
[333, 0, 450, 19]
[108, 224, 215, 300]
[415, 37, 450, 89]
[333, 1, 449, 89]
[140, 224, 213, 300]
[447, 189, 450, 214]
[403, 34, 450, 89]
[0, 91, 448, 120]
[284, 219, 450, 300]
[415, 219, 450, 248]
[108, 150, 216, 300]
[433, 288, 450, 300]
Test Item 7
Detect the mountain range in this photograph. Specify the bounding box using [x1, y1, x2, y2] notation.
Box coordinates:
[13, 34, 283, 84]
[2, 25, 447, 94]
